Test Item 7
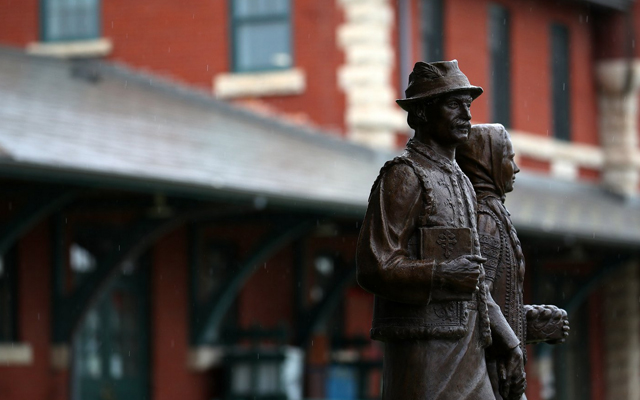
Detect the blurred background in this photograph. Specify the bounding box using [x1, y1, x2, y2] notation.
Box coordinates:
[0, 0, 639, 399]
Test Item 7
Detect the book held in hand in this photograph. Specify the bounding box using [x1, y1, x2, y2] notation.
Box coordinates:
[419, 227, 474, 301]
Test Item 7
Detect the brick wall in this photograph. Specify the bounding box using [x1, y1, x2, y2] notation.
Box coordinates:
[0, 222, 58, 400]
[103, 0, 346, 134]
[239, 248, 295, 329]
[440, 0, 599, 145]
[0, 0, 38, 46]
[152, 228, 211, 400]
[104, 0, 225, 89]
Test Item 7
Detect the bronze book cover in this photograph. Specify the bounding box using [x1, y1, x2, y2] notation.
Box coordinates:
[419, 227, 474, 301]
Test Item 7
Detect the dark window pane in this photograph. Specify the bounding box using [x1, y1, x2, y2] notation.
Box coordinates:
[489, 4, 511, 127]
[195, 241, 235, 304]
[0, 246, 17, 342]
[235, 0, 289, 18]
[551, 24, 571, 141]
[236, 22, 292, 71]
[232, 0, 291, 72]
[421, 0, 444, 62]
[43, 0, 100, 42]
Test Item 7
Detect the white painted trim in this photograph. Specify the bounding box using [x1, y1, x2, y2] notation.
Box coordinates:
[0, 343, 33, 366]
[509, 130, 605, 170]
[27, 38, 113, 58]
[550, 159, 578, 181]
[214, 69, 306, 99]
[187, 346, 225, 371]
[51, 344, 69, 370]
[331, 349, 359, 363]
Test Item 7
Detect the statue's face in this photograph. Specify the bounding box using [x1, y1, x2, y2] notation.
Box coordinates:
[425, 92, 473, 146]
[501, 136, 520, 193]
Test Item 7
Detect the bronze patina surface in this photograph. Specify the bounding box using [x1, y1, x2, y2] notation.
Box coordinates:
[457, 124, 570, 400]
[357, 61, 526, 400]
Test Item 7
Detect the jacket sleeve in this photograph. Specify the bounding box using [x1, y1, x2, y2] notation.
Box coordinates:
[356, 163, 436, 305]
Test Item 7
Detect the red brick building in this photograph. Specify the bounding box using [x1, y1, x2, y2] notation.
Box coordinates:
[0, 0, 639, 399]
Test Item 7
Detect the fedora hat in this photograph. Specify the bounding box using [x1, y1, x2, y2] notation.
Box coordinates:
[396, 60, 483, 111]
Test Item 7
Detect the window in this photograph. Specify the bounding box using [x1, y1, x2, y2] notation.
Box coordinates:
[488, 4, 511, 127]
[0, 247, 17, 342]
[421, 0, 444, 62]
[75, 261, 150, 399]
[42, 0, 100, 42]
[231, 0, 292, 72]
[550, 24, 571, 141]
[226, 346, 303, 399]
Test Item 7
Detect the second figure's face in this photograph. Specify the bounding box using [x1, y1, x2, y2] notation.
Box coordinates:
[501, 137, 520, 193]
[426, 92, 473, 146]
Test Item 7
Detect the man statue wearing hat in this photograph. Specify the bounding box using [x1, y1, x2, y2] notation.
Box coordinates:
[356, 60, 525, 399]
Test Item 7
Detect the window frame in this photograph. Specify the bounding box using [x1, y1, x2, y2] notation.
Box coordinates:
[488, 3, 512, 128]
[40, 0, 102, 43]
[421, 0, 444, 62]
[230, 0, 293, 73]
[550, 23, 572, 142]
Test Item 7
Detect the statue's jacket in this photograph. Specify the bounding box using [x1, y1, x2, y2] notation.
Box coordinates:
[357, 140, 518, 349]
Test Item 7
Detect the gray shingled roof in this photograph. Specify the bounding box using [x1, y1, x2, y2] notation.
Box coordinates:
[506, 174, 640, 247]
[0, 48, 391, 214]
[0, 48, 639, 245]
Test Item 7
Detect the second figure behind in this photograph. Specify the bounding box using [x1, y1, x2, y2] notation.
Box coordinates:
[457, 124, 571, 400]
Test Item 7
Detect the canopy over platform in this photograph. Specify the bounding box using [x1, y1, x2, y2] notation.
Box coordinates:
[0, 48, 638, 245]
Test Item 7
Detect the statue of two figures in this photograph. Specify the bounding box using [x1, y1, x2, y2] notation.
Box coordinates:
[356, 60, 570, 400]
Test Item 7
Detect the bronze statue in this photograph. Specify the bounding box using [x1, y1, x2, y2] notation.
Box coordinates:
[356, 61, 525, 400]
[457, 124, 570, 400]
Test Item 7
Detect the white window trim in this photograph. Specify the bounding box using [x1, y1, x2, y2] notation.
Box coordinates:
[51, 344, 70, 370]
[0, 343, 33, 366]
[187, 346, 225, 371]
[214, 68, 306, 99]
[509, 130, 604, 175]
[26, 38, 113, 59]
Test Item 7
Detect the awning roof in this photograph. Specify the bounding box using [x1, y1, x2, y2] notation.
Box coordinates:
[0, 48, 391, 215]
[506, 174, 640, 247]
[1, 48, 639, 245]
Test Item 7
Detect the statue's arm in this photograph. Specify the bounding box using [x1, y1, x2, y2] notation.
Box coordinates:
[524, 304, 570, 344]
[356, 164, 436, 305]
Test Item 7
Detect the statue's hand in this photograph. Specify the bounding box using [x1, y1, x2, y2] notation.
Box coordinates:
[524, 304, 570, 344]
[498, 346, 526, 400]
[436, 255, 486, 293]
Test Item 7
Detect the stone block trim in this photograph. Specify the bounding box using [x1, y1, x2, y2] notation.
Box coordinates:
[596, 59, 640, 198]
[603, 261, 640, 400]
[337, 0, 405, 149]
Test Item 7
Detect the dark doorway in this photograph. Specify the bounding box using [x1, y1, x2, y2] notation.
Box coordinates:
[73, 261, 150, 400]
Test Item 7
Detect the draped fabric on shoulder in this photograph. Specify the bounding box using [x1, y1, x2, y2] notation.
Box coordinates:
[456, 123, 509, 201]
